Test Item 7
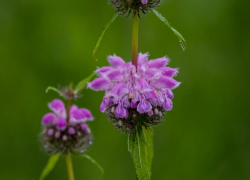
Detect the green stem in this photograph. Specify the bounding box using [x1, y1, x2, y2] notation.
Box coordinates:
[132, 14, 139, 68]
[65, 155, 75, 180]
[66, 98, 71, 123]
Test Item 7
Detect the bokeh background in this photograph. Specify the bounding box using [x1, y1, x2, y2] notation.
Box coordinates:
[1, 0, 250, 179]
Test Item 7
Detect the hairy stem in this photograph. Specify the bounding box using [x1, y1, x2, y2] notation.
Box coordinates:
[65, 155, 75, 180]
[132, 14, 139, 68]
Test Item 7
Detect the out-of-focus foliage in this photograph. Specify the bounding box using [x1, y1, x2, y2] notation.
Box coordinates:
[0, 0, 249, 180]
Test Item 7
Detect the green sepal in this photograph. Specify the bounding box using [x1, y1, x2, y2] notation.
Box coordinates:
[152, 9, 187, 51]
[82, 154, 104, 176]
[128, 126, 154, 180]
[74, 73, 96, 94]
[93, 13, 119, 61]
[46, 86, 63, 96]
[39, 154, 60, 180]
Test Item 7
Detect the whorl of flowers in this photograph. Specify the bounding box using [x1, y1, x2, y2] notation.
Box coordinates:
[109, 0, 160, 17]
[88, 53, 180, 133]
[40, 99, 93, 154]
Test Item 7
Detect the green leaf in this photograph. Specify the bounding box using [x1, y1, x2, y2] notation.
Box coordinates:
[46, 86, 63, 96]
[128, 126, 154, 180]
[152, 9, 187, 51]
[82, 154, 104, 176]
[93, 13, 119, 61]
[143, 127, 154, 175]
[39, 154, 60, 180]
[74, 73, 96, 93]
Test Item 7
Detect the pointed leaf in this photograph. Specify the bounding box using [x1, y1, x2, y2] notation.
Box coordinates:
[39, 154, 60, 180]
[128, 126, 154, 180]
[93, 13, 119, 61]
[152, 9, 187, 51]
[74, 73, 96, 93]
[82, 154, 104, 176]
[46, 86, 63, 96]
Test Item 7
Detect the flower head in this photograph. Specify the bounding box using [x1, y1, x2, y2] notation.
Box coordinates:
[88, 53, 180, 133]
[40, 99, 93, 154]
[109, 0, 160, 17]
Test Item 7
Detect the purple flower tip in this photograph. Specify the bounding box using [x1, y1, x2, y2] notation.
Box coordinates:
[42, 113, 57, 125]
[141, 0, 148, 4]
[68, 127, 75, 135]
[57, 116, 67, 130]
[48, 99, 66, 118]
[42, 99, 94, 127]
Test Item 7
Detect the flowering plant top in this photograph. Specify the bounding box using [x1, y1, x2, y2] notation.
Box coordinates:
[41, 99, 93, 155]
[88, 53, 180, 133]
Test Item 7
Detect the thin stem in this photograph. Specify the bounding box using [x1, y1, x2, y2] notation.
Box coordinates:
[132, 13, 139, 68]
[65, 155, 75, 180]
[66, 98, 71, 123]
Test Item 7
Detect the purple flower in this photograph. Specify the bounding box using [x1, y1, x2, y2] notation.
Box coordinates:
[141, 0, 148, 5]
[88, 53, 180, 133]
[42, 99, 93, 128]
[41, 99, 93, 154]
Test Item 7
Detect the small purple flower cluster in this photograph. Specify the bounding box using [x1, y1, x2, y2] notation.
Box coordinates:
[109, 0, 160, 16]
[41, 99, 93, 154]
[88, 53, 180, 133]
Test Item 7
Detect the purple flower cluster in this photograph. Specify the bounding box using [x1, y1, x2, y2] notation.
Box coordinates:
[88, 53, 180, 133]
[41, 99, 93, 154]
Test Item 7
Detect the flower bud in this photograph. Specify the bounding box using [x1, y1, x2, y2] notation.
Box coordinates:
[109, 0, 161, 17]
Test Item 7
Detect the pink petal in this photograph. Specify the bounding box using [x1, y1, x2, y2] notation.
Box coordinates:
[108, 55, 126, 68]
[95, 66, 114, 76]
[144, 90, 158, 99]
[109, 83, 129, 98]
[141, 0, 147, 4]
[137, 78, 152, 93]
[163, 98, 173, 111]
[48, 99, 66, 117]
[137, 53, 149, 74]
[122, 95, 131, 108]
[131, 91, 140, 108]
[160, 67, 179, 77]
[80, 108, 94, 121]
[144, 68, 161, 80]
[100, 97, 109, 112]
[42, 113, 57, 125]
[70, 105, 78, 113]
[70, 109, 85, 123]
[166, 89, 174, 99]
[57, 116, 67, 130]
[115, 101, 128, 119]
[88, 77, 111, 91]
[137, 95, 152, 114]
[107, 69, 123, 81]
[152, 76, 181, 89]
[138, 53, 148, 66]
[148, 56, 169, 68]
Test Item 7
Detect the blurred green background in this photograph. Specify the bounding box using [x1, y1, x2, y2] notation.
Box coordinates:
[1, 0, 250, 179]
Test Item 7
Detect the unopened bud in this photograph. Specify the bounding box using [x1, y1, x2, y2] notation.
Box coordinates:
[62, 135, 68, 141]
[47, 129, 54, 136]
[118, 120, 123, 126]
